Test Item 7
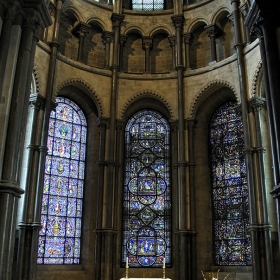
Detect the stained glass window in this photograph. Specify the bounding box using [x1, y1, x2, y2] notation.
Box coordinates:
[37, 97, 87, 264]
[132, 0, 164, 11]
[210, 101, 252, 266]
[122, 110, 171, 268]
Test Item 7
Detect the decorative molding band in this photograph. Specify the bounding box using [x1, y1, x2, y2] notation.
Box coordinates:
[251, 60, 262, 97]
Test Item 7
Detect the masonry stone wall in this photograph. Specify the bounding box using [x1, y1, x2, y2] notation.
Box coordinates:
[33, 0, 276, 279]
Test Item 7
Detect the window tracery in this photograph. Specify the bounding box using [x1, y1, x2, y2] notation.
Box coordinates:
[122, 109, 171, 267]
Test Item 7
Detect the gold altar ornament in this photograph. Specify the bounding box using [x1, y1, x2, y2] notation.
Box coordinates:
[201, 269, 230, 280]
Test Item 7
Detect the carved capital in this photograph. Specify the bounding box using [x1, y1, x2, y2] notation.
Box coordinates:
[142, 36, 153, 50]
[249, 96, 266, 112]
[171, 14, 185, 29]
[2, 1, 23, 22]
[250, 23, 264, 39]
[29, 93, 45, 110]
[71, 22, 90, 38]
[239, 2, 249, 18]
[168, 35, 176, 47]
[205, 23, 223, 38]
[111, 13, 124, 28]
[183, 32, 193, 44]
[97, 117, 109, 129]
[102, 31, 114, 45]
[120, 34, 127, 46]
[20, 0, 52, 29]
[227, 12, 234, 23]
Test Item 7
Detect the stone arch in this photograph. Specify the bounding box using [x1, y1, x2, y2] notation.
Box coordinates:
[210, 6, 231, 25]
[188, 79, 239, 119]
[251, 60, 263, 97]
[123, 25, 145, 36]
[55, 78, 104, 117]
[62, 5, 84, 22]
[86, 17, 108, 32]
[148, 24, 173, 36]
[120, 90, 175, 120]
[186, 17, 210, 33]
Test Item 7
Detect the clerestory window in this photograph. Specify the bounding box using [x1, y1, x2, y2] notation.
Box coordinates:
[132, 0, 164, 11]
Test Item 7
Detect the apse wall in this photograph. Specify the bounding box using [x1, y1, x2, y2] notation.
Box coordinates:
[32, 0, 274, 279]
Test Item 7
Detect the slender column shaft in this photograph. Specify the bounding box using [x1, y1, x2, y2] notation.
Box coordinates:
[16, 95, 44, 280]
[168, 36, 176, 70]
[183, 33, 193, 69]
[231, 1, 259, 279]
[187, 119, 197, 280]
[94, 118, 108, 280]
[95, 13, 124, 280]
[205, 24, 222, 62]
[72, 22, 90, 63]
[102, 32, 113, 69]
[29, 1, 62, 279]
[250, 97, 274, 279]
[142, 36, 152, 73]
[119, 35, 127, 71]
[261, 18, 280, 251]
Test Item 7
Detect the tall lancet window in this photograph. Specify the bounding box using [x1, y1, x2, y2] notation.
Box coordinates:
[37, 97, 87, 264]
[210, 101, 252, 265]
[132, 0, 164, 11]
[122, 109, 171, 267]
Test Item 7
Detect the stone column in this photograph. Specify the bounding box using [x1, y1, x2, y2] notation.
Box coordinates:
[231, 1, 261, 279]
[239, 2, 251, 44]
[28, 1, 62, 279]
[187, 118, 197, 280]
[0, 1, 51, 279]
[183, 32, 193, 69]
[249, 96, 274, 280]
[71, 22, 90, 63]
[94, 13, 124, 280]
[119, 35, 127, 71]
[94, 117, 108, 280]
[0, 2, 20, 103]
[102, 31, 114, 69]
[142, 36, 153, 73]
[168, 35, 176, 70]
[245, 0, 280, 250]
[205, 23, 223, 63]
[171, 14, 194, 280]
[16, 94, 44, 280]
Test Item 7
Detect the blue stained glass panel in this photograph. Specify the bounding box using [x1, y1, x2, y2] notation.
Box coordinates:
[122, 110, 171, 268]
[210, 101, 251, 266]
[38, 97, 87, 264]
